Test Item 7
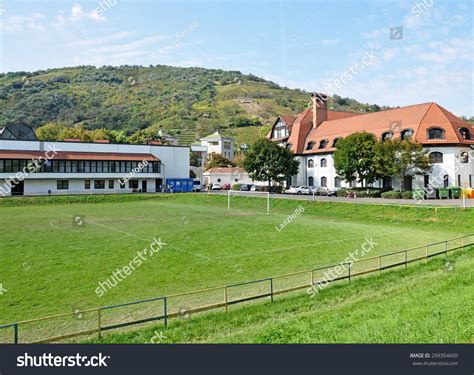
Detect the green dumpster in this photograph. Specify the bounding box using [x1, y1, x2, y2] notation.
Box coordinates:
[413, 189, 424, 200]
[450, 187, 461, 199]
[438, 188, 449, 199]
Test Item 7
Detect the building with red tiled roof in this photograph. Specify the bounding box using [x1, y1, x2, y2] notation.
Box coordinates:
[268, 95, 474, 191]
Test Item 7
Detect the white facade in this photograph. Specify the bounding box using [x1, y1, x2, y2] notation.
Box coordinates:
[292, 146, 474, 190]
[200, 131, 235, 160]
[203, 168, 254, 188]
[0, 139, 189, 196]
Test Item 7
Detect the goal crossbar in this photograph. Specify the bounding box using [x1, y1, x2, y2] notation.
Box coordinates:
[227, 190, 270, 214]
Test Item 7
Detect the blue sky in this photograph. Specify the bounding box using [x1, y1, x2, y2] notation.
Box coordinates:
[1, 0, 473, 116]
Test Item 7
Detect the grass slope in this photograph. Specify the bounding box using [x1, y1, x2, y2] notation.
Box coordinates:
[0, 65, 389, 145]
[89, 250, 474, 344]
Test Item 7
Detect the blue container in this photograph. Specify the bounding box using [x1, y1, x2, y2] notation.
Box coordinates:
[165, 178, 193, 193]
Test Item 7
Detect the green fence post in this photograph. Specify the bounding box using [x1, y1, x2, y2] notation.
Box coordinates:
[347, 263, 352, 283]
[445, 241, 448, 257]
[14, 323, 18, 344]
[97, 309, 102, 339]
[164, 297, 168, 327]
[270, 278, 274, 302]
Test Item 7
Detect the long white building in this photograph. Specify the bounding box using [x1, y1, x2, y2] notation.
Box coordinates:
[268, 97, 474, 191]
[0, 126, 189, 196]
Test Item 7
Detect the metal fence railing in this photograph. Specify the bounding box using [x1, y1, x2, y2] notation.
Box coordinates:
[1, 234, 473, 344]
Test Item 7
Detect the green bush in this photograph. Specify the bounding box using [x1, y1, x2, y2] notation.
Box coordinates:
[381, 190, 403, 199]
[401, 190, 413, 199]
[336, 188, 347, 197]
[232, 184, 243, 191]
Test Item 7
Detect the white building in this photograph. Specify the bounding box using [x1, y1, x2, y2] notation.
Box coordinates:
[268, 97, 474, 191]
[0, 127, 189, 196]
[200, 130, 235, 160]
[203, 167, 254, 188]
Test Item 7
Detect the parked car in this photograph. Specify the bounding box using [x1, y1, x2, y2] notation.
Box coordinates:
[240, 184, 253, 191]
[211, 183, 222, 190]
[223, 183, 231, 190]
[296, 186, 311, 195]
[316, 186, 329, 196]
[328, 187, 340, 197]
[285, 186, 300, 194]
[192, 179, 202, 192]
[250, 185, 261, 191]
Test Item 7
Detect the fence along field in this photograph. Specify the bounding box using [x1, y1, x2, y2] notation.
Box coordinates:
[1, 234, 472, 344]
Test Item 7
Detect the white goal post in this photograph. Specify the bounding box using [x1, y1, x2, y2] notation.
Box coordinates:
[227, 190, 270, 214]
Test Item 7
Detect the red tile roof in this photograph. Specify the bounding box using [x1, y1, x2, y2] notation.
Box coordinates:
[269, 102, 473, 155]
[0, 150, 160, 161]
[204, 167, 245, 174]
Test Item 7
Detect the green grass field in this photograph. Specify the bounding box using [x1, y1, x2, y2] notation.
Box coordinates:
[0, 193, 473, 343]
[90, 250, 474, 343]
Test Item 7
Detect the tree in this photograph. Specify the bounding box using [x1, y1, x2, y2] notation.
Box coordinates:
[243, 138, 299, 190]
[375, 139, 431, 191]
[205, 153, 234, 169]
[333, 132, 378, 187]
[35, 122, 65, 141]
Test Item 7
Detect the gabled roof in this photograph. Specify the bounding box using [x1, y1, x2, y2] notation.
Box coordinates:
[204, 167, 245, 174]
[302, 102, 473, 154]
[200, 130, 233, 141]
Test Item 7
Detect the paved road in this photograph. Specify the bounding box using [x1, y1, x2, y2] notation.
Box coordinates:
[209, 191, 474, 208]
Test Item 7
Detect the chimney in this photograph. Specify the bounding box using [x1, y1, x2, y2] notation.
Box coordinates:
[310, 93, 328, 129]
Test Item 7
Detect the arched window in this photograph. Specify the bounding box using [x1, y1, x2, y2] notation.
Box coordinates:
[428, 128, 445, 140]
[429, 152, 443, 164]
[308, 159, 314, 168]
[381, 132, 393, 141]
[321, 176, 327, 187]
[460, 151, 469, 163]
[308, 177, 314, 186]
[332, 138, 341, 147]
[306, 142, 315, 150]
[320, 158, 327, 167]
[318, 139, 328, 149]
[443, 175, 449, 188]
[334, 176, 341, 188]
[401, 129, 414, 140]
[459, 127, 471, 140]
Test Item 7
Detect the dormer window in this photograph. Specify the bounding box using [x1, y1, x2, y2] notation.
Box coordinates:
[459, 127, 471, 140]
[306, 142, 315, 150]
[381, 132, 393, 141]
[428, 128, 445, 140]
[318, 140, 328, 149]
[332, 138, 341, 147]
[401, 129, 414, 140]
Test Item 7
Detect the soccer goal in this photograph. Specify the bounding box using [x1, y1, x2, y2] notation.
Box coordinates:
[227, 190, 270, 214]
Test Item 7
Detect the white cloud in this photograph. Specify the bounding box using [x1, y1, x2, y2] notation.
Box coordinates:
[65, 31, 136, 47]
[0, 13, 46, 33]
[54, 3, 106, 25]
[320, 39, 339, 46]
[90, 35, 170, 54]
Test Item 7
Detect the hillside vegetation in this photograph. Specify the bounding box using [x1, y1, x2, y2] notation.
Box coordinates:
[0, 65, 391, 145]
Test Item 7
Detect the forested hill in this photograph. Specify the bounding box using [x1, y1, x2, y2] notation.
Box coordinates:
[0, 65, 391, 145]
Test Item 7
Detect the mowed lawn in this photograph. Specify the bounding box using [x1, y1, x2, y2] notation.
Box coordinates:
[92, 251, 474, 344]
[0, 194, 472, 327]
